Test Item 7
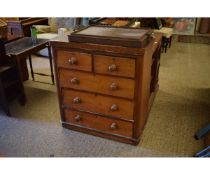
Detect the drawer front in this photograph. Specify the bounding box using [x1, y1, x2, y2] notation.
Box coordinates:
[62, 89, 134, 120]
[57, 50, 92, 72]
[94, 55, 135, 78]
[64, 109, 133, 137]
[59, 69, 135, 99]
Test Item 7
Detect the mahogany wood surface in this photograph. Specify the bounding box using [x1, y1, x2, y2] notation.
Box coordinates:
[133, 33, 162, 138]
[62, 89, 134, 120]
[64, 109, 133, 137]
[51, 28, 162, 145]
[57, 50, 92, 72]
[62, 123, 138, 145]
[59, 69, 135, 99]
[94, 54, 135, 78]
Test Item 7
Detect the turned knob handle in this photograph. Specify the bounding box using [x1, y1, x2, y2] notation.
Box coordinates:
[108, 64, 117, 72]
[68, 57, 77, 64]
[73, 97, 81, 104]
[110, 82, 118, 90]
[70, 77, 79, 84]
[110, 123, 117, 130]
[110, 104, 118, 111]
[74, 114, 81, 121]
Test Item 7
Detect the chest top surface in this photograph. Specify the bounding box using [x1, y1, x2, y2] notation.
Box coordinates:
[72, 26, 148, 39]
[68, 26, 152, 48]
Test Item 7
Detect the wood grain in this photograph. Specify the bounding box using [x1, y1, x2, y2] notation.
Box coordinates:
[57, 50, 92, 72]
[62, 89, 134, 120]
[94, 54, 135, 78]
[64, 109, 133, 137]
[59, 69, 135, 99]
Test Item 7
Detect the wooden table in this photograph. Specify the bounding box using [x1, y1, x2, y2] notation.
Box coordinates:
[5, 37, 54, 103]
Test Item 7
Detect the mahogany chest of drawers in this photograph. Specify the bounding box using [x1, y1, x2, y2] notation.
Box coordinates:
[51, 26, 162, 145]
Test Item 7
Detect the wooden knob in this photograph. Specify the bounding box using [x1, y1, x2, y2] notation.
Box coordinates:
[74, 114, 81, 121]
[73, 97, 81, 104]
[110, 123, 117, 130]
[68, 57, 77, 64]
[110, 104, 118, 111]
[110, 83, 118, 90]
[70, 77, 79, 84]
[108, 64, 117, 72]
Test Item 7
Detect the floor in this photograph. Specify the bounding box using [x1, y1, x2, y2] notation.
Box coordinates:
[0, 40, 210, 157]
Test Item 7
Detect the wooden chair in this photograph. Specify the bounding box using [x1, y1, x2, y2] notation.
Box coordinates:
[0, 38, 24, 116]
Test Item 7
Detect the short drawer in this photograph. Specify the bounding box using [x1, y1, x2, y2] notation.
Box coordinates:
[64, 109, 133, 137]
[59, 69, 135, 99]
[62, 89, 134, 120]
[94, 55, 135, 78]
[56, 50, 92, 72]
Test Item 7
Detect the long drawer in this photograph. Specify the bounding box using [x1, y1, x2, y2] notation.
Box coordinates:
[56, 50, 92, 72]
[94, 55, 135, 78]
[64, 109, 133, 137]
[62, 89, 134, 120]
[59, 69, 135, 99]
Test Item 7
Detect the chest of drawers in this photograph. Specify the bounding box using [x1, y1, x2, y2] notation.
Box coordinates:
[51, 26, 162, 145]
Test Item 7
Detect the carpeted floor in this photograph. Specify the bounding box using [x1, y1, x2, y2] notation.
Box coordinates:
[0, 40, 210, 157]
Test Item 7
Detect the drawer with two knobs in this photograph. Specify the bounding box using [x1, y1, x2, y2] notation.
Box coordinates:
[62, 89, 134, 121]
[59, 69, 135, 99]
[64, 109, 133, 137]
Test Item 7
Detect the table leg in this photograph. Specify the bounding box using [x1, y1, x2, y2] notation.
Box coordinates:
[28, 55, 35, 81]
[47, 44, 55, 84]
[161, 37, 166, 53]
[168, 36, 172, 48]
[15, 55, 26, 105]
[0, 79, 11, 116]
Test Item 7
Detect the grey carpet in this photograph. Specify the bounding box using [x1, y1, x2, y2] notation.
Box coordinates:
[0, 40, 210, 157]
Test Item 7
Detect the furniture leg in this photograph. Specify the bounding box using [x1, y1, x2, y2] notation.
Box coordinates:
[164, 37, 167, 53]
[17, 74, 26, 105]
[28, 55, 35, 81]
[20, 59, 29, 81]
[15, 56, 26, 104]
[165, 38, 170, 53]
[169, 36, 172, 48]
[161, 37, 165, 53]
[47, 43, 55, 84]
[164, 44, 167, 53]
[0, 80, 11, 116]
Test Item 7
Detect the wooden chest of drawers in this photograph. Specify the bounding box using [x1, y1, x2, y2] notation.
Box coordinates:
[51, 26, 162, 145]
